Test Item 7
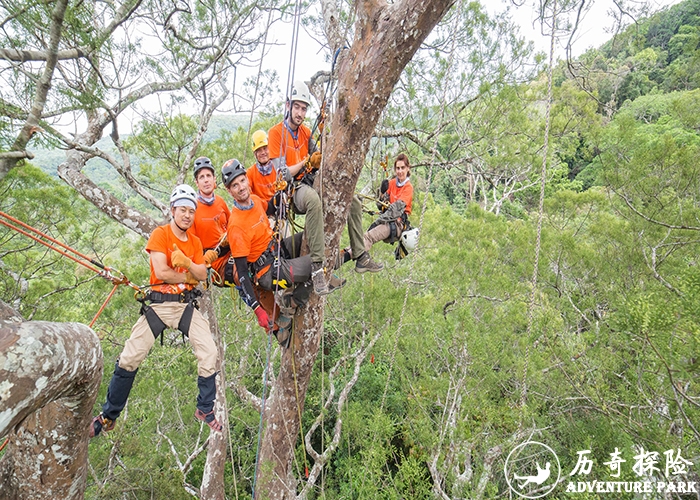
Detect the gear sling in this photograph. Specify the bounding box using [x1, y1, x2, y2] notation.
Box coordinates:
[137, 289, 202, 344]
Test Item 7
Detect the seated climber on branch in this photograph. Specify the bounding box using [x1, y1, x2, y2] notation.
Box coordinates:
[90, 184, 223, 438]
[221, 159, 343, 347]
[364, 153, 419, 260]
[268, 79, 382, 280]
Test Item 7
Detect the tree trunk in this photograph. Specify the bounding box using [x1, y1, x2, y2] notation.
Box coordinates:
[0, 301, 103, 499]
[199, 291, 227, 500]
[254, 0, 455, 497]
[255, 298, 323, 498]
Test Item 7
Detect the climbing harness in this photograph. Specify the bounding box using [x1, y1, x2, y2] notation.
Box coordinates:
[136, 289, 202, 345]
[0, 210, 143, 327]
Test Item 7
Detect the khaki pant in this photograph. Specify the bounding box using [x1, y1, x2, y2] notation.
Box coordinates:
[119, 302, 217, 377]
[292, 184, 324, 263]
[363, 223, 392, 253]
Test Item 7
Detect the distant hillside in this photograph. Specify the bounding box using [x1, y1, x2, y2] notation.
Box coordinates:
[206, 113, 255, 139]
[577, 0, 700, 109]
[29, 113, 256, 180]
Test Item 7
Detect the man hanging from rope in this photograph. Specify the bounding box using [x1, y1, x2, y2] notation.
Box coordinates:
[268, 80, 382, 290]
[90, 184, 223, 437]
[222, 159, 341, 346]
[247, 128, 346, 293]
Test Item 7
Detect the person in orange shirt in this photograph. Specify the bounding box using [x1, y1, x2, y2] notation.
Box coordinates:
[363, 153, 415, 254]
[246, 130, 291, 202]
[268, 80, 382, 282]
[222, 159, 341, 346]
[190, 156, 230, 278]
[90, 184, 223, 438]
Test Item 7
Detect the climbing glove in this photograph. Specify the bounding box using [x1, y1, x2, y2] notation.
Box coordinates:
[185, 271, 200, 285]
[204, 250, 219, 266]
[380, 179, 389, 194]
[171, 244, 192, 269]
[309, 151, 322, 171]
[254, 306, 270, 330]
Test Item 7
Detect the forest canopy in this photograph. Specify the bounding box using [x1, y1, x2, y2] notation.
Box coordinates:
[1, 0, 700, 498]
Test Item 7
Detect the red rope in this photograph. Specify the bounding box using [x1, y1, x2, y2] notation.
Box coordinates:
[0, 218, 103, 274]
[0, 211, 143, 327]
[0, 211, 102, 266]
[90, 283, 119, 328]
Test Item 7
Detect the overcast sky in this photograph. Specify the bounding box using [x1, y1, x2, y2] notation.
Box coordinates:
[507, 0, 683, 57]
[263, 0, 685, 89]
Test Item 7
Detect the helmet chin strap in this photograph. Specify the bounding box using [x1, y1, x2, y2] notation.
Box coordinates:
[171, 209, 189, 234]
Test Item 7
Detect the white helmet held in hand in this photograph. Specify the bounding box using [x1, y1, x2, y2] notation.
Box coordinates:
[400, 228, 419, 251]
[290, 80, 312, 106]
[170, 184, 198, 210]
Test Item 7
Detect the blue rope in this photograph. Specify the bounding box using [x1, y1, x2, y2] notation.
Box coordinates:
[251, 329, 273, 499]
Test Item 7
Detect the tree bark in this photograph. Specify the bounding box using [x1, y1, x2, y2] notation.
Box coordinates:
[199, 291, 227, 500]
[0, 301, 103, 499]
[56, 116, 160, 239]
[254, 0, 455, 497]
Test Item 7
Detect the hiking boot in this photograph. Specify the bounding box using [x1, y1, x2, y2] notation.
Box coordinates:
[328, 273, 346, 292]
[311, 263, 331, 295]
[89, 414, 115, 438]
[194, 409, 223, 432]
[355, 252, 383, 273]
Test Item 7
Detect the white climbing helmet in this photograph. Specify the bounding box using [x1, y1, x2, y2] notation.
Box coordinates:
[290, 80, 312, 106]
[400, 228, 419, 251]
[170, 184, 198, 210]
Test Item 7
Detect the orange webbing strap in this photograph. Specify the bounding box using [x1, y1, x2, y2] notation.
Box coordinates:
[0, 211, 144, 328]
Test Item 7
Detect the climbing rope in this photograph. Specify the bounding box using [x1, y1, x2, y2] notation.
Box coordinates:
[520, 0, 558, 409]
[378, 2, 461, 411]
[243, 7, 274, 167]
[0, 210, 143, 326]
[251, 322, 274, 500]
[251, 186, 289, 499]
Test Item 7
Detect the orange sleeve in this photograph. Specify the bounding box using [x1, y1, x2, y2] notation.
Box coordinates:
[228, 219, 253, 260]
[145, 226, 169, 258]
[268, 123, 284, 161]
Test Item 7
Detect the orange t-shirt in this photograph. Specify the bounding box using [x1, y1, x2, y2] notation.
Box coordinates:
[268, 121, 313, 170]
[191, 195, 229, 249]
[228, 195, 272, 263]
[247, 164, 277, 202]
[388, 178, 414, 215]
[146, 224, 204, 294]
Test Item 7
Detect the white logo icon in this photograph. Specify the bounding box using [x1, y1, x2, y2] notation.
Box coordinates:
[504, 441, 561, 498]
